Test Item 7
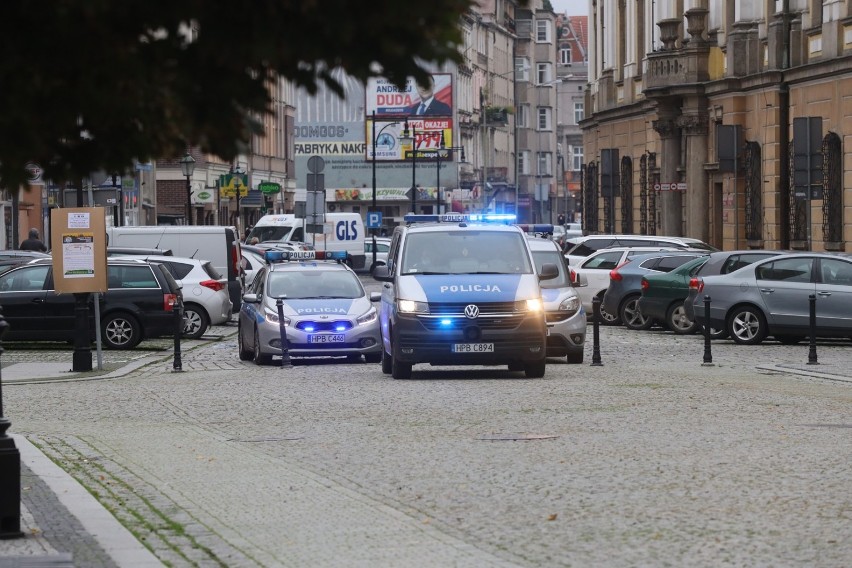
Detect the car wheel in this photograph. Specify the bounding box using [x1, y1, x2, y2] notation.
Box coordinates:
[381, 345, 392, 374]
[566, 350, 584, 364]
[365, 352, 381, 364]
[237, 324, 253, 361]
[776, 335, 806, 345]
[727, 305, 768, 345]
[253, 326, 273, 365]
[102, 312, 142, 350]
[620, 295, 653, 331]
[182, 303, 209, 339]
[597, 292, 621, 326]
[391, 354, 412, 380]
[524, 359, 546, 378]
[666, 301, 699, 335]
[369, 262, 385, 277]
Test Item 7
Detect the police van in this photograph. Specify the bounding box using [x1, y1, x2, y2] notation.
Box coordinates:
[373, 214, 559, 380]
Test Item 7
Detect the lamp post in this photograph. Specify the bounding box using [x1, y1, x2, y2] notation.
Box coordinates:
[401, 119, 418, 213]
[0, 307, 23, 539]
[370, 112, 399, 267]
[179, 153, 196, 226]
[232, 163, 245, 237]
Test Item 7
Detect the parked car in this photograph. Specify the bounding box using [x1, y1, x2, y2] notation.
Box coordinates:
[0, 250, 51, 261]
[570, 247, 686, 324]
[0, 258, 180, 349]
[564, 223, 583, 239]
[693, 253, 852, 345]
[601, 251, 709, 331]
[527, 235, 586, 363]
[364, 237, 391, 275]
[240, 249, 267, 290]
[116, 255, 233, 338]
[550, 225, 568, 248]
[107, 247, 173, 257]
[563, 234, 717, 265]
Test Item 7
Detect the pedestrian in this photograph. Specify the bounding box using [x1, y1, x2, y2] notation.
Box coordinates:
[20, 228, 48, 252]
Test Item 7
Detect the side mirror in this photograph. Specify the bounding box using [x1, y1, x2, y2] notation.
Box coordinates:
[373, 265, 392, 282]
[539, 263, 559, 281]
[370, 291, 381, 302]
[242, 293, 260, 303]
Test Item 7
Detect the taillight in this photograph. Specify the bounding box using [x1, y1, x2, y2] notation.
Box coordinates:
[609, 269, 622, 282]
[689, 277, 701, 291]
[200, 279, 226, 292]
[640, 278, 649, 291]
[570, 268, 577, 283]
[164, 293, 177, 312]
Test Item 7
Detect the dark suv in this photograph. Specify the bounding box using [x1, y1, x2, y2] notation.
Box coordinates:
[0, 258, 180, 349]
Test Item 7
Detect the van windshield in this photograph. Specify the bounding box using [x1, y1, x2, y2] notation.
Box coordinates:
[401, 231, 533, 275]
[250, 226, 292, 243]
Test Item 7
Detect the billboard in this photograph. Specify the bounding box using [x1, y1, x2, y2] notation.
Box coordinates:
[365, 118, 455, 162]
[366, 74, 453, 117]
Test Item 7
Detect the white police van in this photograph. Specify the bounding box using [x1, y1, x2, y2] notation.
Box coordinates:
[373, 214, 558, 380]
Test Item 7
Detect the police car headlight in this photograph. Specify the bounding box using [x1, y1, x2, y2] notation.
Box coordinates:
[525, 298, 543, 312]
[264, 307, 290, 326]
[558, 296, 580, 314]
[356, 307, 378, 325]
[398, 299, 429, 314]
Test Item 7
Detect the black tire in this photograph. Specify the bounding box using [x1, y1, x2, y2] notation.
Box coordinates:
[597, 292, 621, 326]
[620, 295, 653, 331]
[727, 305, 768, 345]
[381, 344, 392, 374]
[182, 303, 209, 339]
[566, 350, 584, 364]
[391, 353, 412, 380]
[666, 301, 699, 335]
[253, 327, 273, 365]
[776, 335, 806, 345]
[524, 359, 546, 378]
[238, 323, 253, 361]
[365, 352, 381, 364]
[102, 312, 142, 349]
[369, 262, 385, 277]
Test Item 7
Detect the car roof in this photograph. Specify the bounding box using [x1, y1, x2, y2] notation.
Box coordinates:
[403, 222, 524, 235]
[526, 237, 562, 252]
[268, 259, 351, 272]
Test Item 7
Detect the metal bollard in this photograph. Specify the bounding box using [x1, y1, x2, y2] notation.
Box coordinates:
[590, 296, 603, 366]
[172, 299, 183, 372]
[807, 294, 818, 365]
[702, 295, 714, 366]
[276, 297, 292, 368]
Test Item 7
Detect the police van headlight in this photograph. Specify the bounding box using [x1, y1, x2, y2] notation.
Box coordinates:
[525, 298, 543, 312]
[264, 307, 290, 326]
[558, 296, 580, 315]
[356, 307, 378, 325]
[398, 299, 430, 314]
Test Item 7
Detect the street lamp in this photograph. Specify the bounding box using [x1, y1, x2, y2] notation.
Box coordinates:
[400, 119, 418, 213]
[436, 132, 466, 215]
[179, 152, 196, 226]
[370, 111, 399, 268]
[231, 163, 245, 238]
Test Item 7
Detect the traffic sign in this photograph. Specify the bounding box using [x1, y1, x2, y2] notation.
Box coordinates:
[366, 211, 382, 229]
[675, 182, 687, 191]
[653, 183, 661, 191]
[660, 183, 671, 191]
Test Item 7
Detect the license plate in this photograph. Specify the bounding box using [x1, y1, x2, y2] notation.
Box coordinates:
[452, 343, 494, 353]
[308, 334, 345, 344]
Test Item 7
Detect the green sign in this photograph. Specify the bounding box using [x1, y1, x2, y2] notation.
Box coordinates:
[219, 173, 249, 198]
[258, 181, 281, 195]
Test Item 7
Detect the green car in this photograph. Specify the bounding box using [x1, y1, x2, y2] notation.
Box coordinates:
[638, 256, 710, 334]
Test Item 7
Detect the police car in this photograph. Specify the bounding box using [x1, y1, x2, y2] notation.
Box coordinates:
[373, 214, 559, 379]
[237, 250, 382, 365]
[524, 230, 586, 363]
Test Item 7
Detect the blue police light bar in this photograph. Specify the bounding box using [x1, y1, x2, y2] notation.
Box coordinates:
[403, 213, 517, 224]
[516, 224, 555, 234]
[265, 250, 348, 263]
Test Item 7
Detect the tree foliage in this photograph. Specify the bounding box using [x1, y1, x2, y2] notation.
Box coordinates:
[0, 0, 490, 188]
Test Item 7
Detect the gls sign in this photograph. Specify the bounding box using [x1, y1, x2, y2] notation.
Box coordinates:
[335, 220, 359, 241]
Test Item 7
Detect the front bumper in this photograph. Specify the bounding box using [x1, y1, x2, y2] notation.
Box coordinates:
[257, 318, 381, 357]
[545, 307, 586, 357]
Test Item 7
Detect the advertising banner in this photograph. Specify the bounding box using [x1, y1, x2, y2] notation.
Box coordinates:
[365, 118, 454, 162]
[366, 74, 453, 117]
[50, 207, 108, 294]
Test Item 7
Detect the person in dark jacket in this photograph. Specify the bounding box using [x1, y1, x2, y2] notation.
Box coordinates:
[20, 228, 47, 252]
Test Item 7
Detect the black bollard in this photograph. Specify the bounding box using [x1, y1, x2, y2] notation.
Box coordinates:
[172, 298, 183, 372]
[807, 294, 818, 365]
[0, 306, 23, 539]
[591, 296, 603, 366]
[702, 295, 714, 366]
[276, 297, 292, 368]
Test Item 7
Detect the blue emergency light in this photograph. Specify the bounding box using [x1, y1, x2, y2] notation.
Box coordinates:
[403, 213, 518, 224]
[516, 224, 555, 234]
[265, 250, 348, 263]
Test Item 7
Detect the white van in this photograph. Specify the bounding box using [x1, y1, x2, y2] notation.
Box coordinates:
[247, 213, 366, 269]
[105, 225, 243, 312]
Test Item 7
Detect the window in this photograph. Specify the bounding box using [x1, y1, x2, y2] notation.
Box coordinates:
[515, 57, 530, 82]
[756, 258, 814, 283]
[583, 251, 623, 270]
[160, 261, 194, 280]
[536, 62, 553, 84]
[536, 152, 552, 176]
[516, 104, 530, 128]
[571, 146, 584, 171]
[559, 46, 572, 65]
[536, 19, 552, 42]
[518, 151, 530, 175]
[0, 265, 49, 292]
[537, 107, 552, 130]
[107, 265, 159, 289]
[819, 258, 852, 285]
[656, 255, 703, 272]
[574, 102, 584, 123]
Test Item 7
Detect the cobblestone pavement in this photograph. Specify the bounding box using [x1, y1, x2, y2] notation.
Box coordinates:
[3, 304, 851, 566]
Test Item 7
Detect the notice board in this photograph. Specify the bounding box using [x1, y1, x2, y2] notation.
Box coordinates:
[50, 207, 108, 294]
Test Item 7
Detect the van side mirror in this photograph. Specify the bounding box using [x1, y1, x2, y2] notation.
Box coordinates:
[373, 265, 392, 282]
[243, 293, 260, 303]
[538, 263, 559, 281]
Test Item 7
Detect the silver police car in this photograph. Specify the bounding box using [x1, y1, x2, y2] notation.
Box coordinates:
[238, 250, 382, 364]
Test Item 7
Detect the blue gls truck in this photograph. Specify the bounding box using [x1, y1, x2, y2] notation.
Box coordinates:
[373, 214, 559, 380]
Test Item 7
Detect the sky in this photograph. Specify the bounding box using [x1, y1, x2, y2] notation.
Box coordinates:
[550, 0, 588, 17]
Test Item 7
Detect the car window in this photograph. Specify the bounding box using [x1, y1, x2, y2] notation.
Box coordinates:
[656, 255, 701, 272]
[567, 239, 613, 257]
[638, 258, 660, 269]
[686, 257, 711, 276]
[161, 261, 194, 280]
[252, 268, 267, 295]
[818, 258, 852, 285]
[290, 227, 304, 242]
[582, 251, 623, 270]
[719, 253, 778, 275]
[377, 243, 390, 253]
[616, 238, 653, 247]
[202, 261, 222, 280]
[154, 264, 181, 294]
[108, 265, 160, 288]
[0, 265, 49, 292]
[532, 251, 570, 288]
[756, 257, 814, 283]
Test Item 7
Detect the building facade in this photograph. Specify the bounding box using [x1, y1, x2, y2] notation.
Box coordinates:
[583, 0, 851, 251]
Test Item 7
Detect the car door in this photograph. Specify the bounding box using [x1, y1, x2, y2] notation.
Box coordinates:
[754, 256, 815, 329]
[814, 257, 852, 332]
[0, 264, 50, 338]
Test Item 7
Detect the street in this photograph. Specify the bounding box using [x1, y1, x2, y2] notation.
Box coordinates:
[3, 275, 851, 567]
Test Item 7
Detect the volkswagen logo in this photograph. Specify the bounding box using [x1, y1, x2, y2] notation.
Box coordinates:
[464, 304, 480, 319]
